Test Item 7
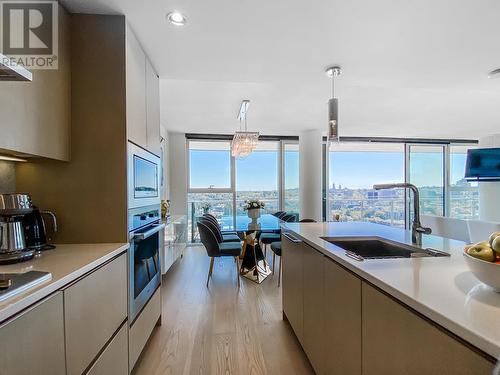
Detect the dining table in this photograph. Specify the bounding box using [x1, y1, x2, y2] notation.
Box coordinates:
[223, 214, 283, 284]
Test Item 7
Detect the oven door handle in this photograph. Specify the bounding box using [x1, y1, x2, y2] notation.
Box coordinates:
[134, 223, 166, 240]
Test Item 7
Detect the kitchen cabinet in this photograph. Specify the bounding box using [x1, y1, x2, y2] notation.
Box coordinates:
[0, 292, 65, 375]
[281, 232, 304, 342]
[162, 216, 187, 274]
[146, 59, 161, 156]
[362, 282, 494, 375]
[126, 25, 161, 156]
[0, 5, 70, 160]
[126, 25, 147, 149]
[302, 243, 325, 374]
[129, 286, 161, 370]
[87, 322, 128, 375]
[324, 258, 362, 375]
[64, 253, 127, 375]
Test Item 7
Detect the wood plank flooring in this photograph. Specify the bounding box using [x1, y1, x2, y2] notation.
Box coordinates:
[133, 246, 314, 375]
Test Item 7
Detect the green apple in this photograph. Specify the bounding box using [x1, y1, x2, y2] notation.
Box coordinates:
[492, 236, 500, 254]
[489, 232, 500, 248]
[466, 243, 495, 262]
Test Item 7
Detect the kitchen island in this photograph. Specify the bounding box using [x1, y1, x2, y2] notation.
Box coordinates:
[281, 221, 499, 375]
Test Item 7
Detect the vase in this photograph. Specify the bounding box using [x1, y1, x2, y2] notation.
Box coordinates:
[247, 208, 261, 224]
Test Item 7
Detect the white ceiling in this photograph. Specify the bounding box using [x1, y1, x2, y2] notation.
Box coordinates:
[63, 0, 500, 138]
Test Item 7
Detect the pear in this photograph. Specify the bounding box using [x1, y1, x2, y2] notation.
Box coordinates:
[492, 236, 500, 254]
[489, 232, 500, 248]
[466, 243, 495, 262]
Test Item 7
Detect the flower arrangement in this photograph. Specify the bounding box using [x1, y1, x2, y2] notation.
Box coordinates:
[200, 202, 212, 214]
[242, 199, 265, 211]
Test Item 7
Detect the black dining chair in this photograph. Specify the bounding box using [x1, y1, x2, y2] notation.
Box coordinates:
[197, 221, 242, 287]
[202, 214, 241, 242]
[260, 212, 296, 259]
[270, 218, 316, 286]
[272, 211, 287, 219]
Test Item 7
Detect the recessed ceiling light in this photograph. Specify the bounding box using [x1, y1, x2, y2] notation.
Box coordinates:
[166, 11, 187, 26]
[488, 68, 500, 79]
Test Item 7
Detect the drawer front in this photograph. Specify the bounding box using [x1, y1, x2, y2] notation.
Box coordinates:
[129, 286, 161, 370]
[65, 253, 128, 375]
[87, 323, 128, 375]
[0, 292, 65, 375]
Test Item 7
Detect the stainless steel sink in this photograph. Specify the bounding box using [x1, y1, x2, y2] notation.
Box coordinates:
[320, 237, 450, 261]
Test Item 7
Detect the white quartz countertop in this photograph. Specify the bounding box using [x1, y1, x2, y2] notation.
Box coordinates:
[0, 243, 129, 323]
[283, 222, 500, 360]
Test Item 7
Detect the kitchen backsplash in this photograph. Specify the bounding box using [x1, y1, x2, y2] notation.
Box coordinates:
[0, 161, 15, 193]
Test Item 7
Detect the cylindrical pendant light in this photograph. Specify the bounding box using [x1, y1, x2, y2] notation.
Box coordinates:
[326, 66, 341, 142]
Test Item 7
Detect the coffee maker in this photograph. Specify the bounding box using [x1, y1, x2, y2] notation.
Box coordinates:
[0, 193, 37, 263]
[23, 207, 57, 251]
[0, 194, 57, 264]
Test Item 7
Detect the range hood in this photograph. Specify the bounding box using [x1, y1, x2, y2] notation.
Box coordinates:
[0, 53, 32, 81]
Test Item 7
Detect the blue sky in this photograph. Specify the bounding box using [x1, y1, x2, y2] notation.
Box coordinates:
[190, 150, 467, 191]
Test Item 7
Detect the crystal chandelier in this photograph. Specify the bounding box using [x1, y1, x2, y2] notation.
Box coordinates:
[326, 66, 342, 142]
[231, 100, 259, 159]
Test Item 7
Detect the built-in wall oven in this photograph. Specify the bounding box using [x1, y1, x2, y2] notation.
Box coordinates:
[128, 205, 164, 324]
[128, 141, 164, 324]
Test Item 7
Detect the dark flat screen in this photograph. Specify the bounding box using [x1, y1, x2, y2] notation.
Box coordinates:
[465, 148, 500, 179]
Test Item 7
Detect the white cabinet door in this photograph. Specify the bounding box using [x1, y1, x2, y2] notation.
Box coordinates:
[64, 254, 128, 375]
[0, 292, 65, 375]
[146, 59, 161, 156]
[126, 25, 147, 148]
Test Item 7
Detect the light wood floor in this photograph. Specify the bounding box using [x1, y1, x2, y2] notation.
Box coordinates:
[133, 246, 314, 375]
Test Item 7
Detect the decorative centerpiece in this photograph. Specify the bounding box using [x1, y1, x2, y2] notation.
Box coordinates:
[463, 231, 500, 292]
[201, 202, 211, 215]
[243, 199, 265, 223]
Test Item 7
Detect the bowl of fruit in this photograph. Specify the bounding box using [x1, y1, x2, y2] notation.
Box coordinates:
[463, 232, 500, 292]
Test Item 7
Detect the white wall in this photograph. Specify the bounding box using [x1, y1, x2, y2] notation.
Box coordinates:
[478, 134, 500, 222]
[167, 132, 187, 216]
[299, 130, 323, 221]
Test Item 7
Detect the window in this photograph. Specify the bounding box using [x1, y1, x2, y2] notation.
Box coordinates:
[188, 141, 231, 189]
[407, 144, 445, 217]
[236, 142, 279, 215]
[328, 143, 405, 227]
[325, 140, 479, 229]
[283, 143, 299, 215]
[187, 138, 299, 242]
[449, 145, 479, 219]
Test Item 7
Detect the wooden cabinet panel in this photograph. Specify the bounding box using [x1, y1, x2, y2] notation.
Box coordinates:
[87, 323, 128, 375]
[324, 258, 361, 375]
[146, 59, 161, 156]
[129, 286, 161, 370]
[302, 244, 325, 374]
[0, 5, 70, 160]
[126, 25, 147, 148]
[362, 282, 494, 375]
[0, 292, 65, 375]
[64, 254, 128, 375]
[281, 232, 304, 342]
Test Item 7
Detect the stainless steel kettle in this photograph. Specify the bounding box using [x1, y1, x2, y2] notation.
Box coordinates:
[0, 219, 27, 253]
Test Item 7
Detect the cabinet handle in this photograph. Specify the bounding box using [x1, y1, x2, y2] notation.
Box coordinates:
[283, 233, 302, 244]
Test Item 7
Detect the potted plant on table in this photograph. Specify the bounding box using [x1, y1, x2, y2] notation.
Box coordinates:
[201, 202, 211, 215]
[243, 199, 265, 222]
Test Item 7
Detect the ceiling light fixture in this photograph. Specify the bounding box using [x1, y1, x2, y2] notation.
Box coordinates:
[231, 100, 259, 159]
[166, 11, 187, 26]
[326, 66, 341, 142]
[488, 68, 500, 79]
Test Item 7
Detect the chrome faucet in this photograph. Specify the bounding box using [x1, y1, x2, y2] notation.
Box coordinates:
[373, 183, 432, 245]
